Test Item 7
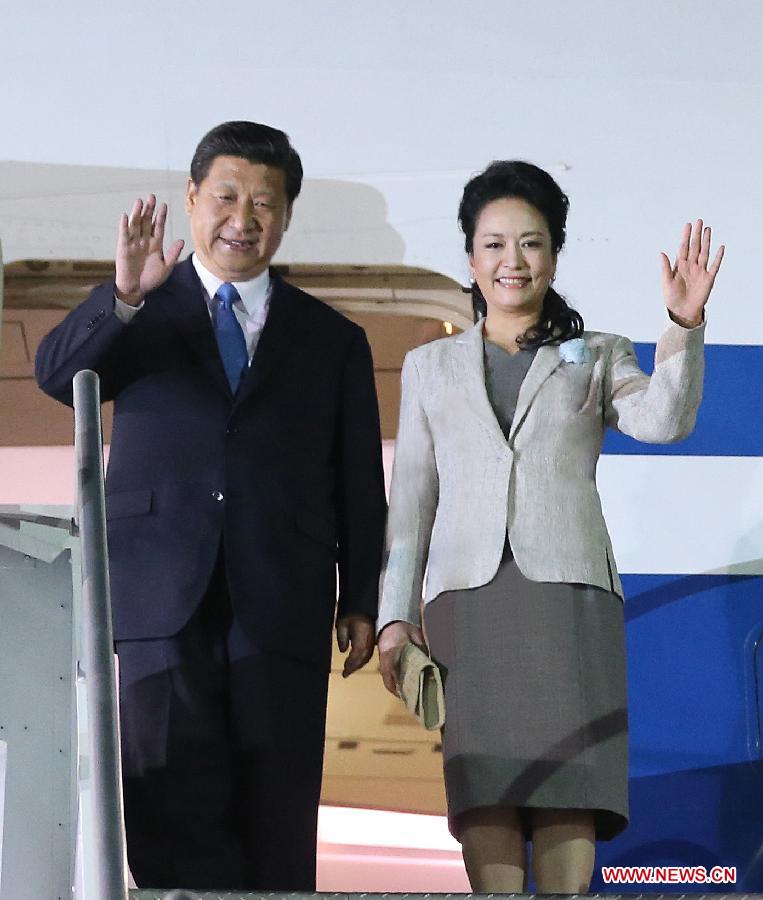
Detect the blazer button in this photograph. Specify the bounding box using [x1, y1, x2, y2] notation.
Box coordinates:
[212, 490, 224, 502]
[226, 425, 238, 435]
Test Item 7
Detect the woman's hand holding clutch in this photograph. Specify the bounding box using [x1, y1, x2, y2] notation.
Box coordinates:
[378, 621, 426, 696]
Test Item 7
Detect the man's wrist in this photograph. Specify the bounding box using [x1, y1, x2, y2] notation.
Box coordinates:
[115, 286, 145, 307]
[336, 612, 375, 624]
[113, 293, 144, 324]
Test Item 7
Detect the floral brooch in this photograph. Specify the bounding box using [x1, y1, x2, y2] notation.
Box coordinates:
[558, 338, 592, 364]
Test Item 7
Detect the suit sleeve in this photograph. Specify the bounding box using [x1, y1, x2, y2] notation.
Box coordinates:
[603, 318, 705, 443]
[35, 281, 132, 406]
[335, 328, 388, 621]
[377, 351, 439, 633]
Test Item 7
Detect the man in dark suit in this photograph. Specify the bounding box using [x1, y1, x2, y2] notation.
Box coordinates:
[35, 121, 387, 892]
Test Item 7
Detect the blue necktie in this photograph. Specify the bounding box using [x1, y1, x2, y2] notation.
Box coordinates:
[213, 282, 248, 393]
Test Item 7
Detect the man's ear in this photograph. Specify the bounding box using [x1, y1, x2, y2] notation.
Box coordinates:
[185, 177, 197, 216]
[284, 203, 294, 232]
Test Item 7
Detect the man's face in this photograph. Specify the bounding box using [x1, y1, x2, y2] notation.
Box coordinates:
[185, 155, 292, 281]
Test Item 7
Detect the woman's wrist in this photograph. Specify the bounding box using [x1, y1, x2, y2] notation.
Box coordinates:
[667, 308, 704, 329]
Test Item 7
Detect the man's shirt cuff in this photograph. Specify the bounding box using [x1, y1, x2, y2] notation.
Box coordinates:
[113, 294, 144, 323]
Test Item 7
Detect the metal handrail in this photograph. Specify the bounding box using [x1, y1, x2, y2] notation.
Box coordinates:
[74, 368, 128, 900]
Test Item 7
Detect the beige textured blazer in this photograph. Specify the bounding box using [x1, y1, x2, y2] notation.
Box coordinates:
[377, 316, 705, 632]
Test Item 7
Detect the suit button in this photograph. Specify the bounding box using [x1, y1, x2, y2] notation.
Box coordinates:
[226, 425, 238, 435]
[212, 491, 224, 502]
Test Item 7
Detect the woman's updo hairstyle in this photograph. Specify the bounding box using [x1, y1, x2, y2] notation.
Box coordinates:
[458, 160, 584, 347]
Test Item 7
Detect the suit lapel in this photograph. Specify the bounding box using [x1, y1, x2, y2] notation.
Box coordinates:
[233, 273, 302, 409]
[164, 258, 232, 398]
[508, 344, 562, 440]
[164, 262, 304, 406]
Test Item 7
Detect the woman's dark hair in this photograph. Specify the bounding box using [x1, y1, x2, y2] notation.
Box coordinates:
[190, 120, 303, 205]
[458, 160, 583, 347]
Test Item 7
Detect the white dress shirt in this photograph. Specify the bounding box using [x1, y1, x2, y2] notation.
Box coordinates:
[113, 254, 272, 362]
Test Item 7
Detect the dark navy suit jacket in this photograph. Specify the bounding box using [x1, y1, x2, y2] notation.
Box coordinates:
[36, 258, 387, 668]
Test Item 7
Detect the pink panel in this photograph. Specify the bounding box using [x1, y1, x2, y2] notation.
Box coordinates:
[0, 445, 110, 505]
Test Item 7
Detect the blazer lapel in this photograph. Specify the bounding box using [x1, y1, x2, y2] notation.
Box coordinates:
[233, 273, 301, 409]
[164, 258, 232, 398]
[509, 344, 563, 440]
[455, 320, 508, 445]
[456, 319, 565, 443]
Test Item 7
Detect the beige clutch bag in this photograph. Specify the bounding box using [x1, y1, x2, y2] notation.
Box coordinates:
[397, 643, 445, 730]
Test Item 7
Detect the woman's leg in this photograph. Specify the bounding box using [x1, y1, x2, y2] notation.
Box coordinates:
[459, 806, 528, 892]
[530, 808, 595, 893]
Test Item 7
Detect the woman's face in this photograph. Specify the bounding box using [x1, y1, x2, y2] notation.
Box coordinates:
[469, 196, 556, 318]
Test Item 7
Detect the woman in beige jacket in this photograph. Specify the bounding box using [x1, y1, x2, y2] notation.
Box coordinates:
[377, 161, 723, 894]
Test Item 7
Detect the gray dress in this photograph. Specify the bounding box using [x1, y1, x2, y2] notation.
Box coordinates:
[423, 339, 629, 841]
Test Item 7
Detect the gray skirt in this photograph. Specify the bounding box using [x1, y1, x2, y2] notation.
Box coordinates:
[424, 542, 629, 842]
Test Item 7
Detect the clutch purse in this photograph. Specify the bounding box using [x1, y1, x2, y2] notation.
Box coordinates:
[397, 643, 445, 730]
